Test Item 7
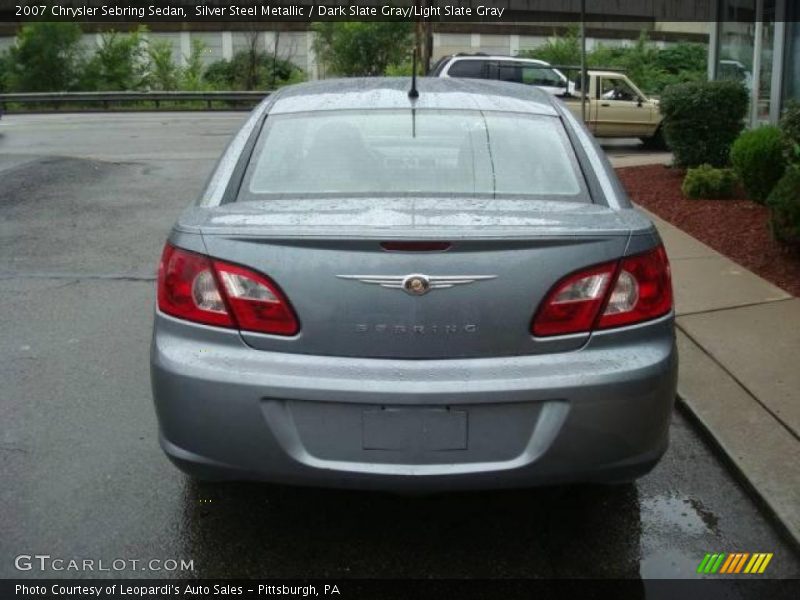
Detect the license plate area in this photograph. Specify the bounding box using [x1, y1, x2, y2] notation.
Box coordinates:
[273, 399, 544, 466]
[362, 407, 468, 451]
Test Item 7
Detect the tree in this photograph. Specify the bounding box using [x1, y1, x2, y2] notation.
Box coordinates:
[262, 31, 304, 89]
[518, 29, 708, 95]
[81, 27, 149, 91]
[267, 31, 282, 88]
[241, 28, 263, 90]
[148, 38, 180, 91]
[600, 33, 663, 93]
[148, 37, 208, 91]
[180, 38, 208, 91]
[0, 50, 10, 92]
[5, 22, 84, 91]
[311, 22, 413, 77]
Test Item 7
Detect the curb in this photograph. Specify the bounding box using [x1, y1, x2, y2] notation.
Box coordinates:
[675, 392, 800, 555]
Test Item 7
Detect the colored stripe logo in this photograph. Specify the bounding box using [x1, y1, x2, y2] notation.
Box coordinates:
[697, 552, 773, 574]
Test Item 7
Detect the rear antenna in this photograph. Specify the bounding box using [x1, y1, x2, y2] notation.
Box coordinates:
[408, 48, 419, 99]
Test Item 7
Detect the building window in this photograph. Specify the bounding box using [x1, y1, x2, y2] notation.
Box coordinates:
[784, 3, 800, 104]
[717, 0, 755, 93]
[715, 0, 782, 124]
[755, 0, 776, 122]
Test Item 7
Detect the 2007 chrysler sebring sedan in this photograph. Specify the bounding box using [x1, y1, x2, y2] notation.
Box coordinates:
[150, 78, 677, 490]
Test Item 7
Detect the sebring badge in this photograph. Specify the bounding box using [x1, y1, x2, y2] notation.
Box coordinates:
[336, 273, 496, 296]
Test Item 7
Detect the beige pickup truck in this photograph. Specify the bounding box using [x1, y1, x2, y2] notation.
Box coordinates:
[432, 55, 664, 146]
[561, 70, 664, 146]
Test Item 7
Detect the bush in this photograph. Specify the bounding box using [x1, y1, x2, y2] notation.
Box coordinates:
[518, 25, 581, 66]
[655, 43, 708, 76]
[730, 126, 786, 203]
[180, 39, 209, 91]
[767, 166, 800, 247]
[81, 28, 149, 91]
[681, 164, 738, 199]
[148, 38, 211, 91]
[660, 80, 749, 168]
[384, 60, 423, 76]
[779, 101, 800, 164]
[147, 38, 180, 91]
[205, 51, 303, 90]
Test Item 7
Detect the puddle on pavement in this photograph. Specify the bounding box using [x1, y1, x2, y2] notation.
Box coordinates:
[641, 494, 719, 536]
[638, 493, 720, 579]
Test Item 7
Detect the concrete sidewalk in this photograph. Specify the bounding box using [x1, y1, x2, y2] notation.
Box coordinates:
[605, 146, 800, 545]
[641, 207, 800, 548]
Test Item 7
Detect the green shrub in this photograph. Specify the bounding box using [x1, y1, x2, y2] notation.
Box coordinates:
[681, 164, 738, 199]
[766, 166, 800, 247]
[660, 80, 749, 168]
[180, 39, 209, 91]
[518, 25, 581, 66]
[384, 60, 423, 76]
[80, 28, 149, 91]
[779, 101, 800, 164]
[654, 43, 708, 76]
[730, 126, 786, 203]
[147, 39, 180, 91]
[205, 51, 303, 90]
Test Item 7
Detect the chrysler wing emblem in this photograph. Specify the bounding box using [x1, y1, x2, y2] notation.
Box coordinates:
[336, 273, 496, 296]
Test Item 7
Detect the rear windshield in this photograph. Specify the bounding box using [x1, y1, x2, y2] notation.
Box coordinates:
[238, 109, 587, 201]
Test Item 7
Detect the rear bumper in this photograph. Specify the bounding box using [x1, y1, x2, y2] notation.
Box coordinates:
[150, 312, 677, 491]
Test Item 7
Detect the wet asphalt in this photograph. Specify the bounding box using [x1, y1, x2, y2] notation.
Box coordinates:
[0, 113, 798, 581]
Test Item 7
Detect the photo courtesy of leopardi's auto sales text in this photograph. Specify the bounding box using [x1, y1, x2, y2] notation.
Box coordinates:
[1, 0, 799, 599]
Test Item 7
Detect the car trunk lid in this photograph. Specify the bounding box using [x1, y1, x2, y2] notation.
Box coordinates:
[186, 198, 651, 359]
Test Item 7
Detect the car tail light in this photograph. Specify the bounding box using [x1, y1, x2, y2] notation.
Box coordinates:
[212, 260, 299, 336]
[532, 245, 672, 337]
[596, 245, 672, 330]
[157, 244, 299, 336]
[531, 263, 616, 337]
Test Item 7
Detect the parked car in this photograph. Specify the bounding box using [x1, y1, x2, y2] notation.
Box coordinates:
[433, 54, 664, 146]
[151, 78, 677, 491]
[431, 53, 572, 96]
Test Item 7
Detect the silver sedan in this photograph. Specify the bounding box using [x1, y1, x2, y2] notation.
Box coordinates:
[150, 78, 677, 491]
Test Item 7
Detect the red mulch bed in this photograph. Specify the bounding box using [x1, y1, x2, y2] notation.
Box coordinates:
[617, 164, 800, 297]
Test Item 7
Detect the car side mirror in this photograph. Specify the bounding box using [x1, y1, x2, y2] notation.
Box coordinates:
[637, 98, 643, 107]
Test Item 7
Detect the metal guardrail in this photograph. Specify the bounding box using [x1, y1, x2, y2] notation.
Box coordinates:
[0, 91, 272, 111]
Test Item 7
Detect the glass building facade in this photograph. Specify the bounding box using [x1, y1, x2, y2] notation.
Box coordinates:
[711, 0, 797, 126]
